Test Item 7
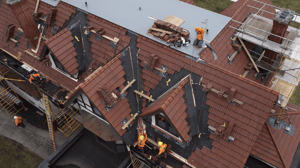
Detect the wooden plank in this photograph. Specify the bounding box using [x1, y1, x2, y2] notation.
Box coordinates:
[241, 70, 250, 77]
[10, 38, 17, 43]
[24, 50, 40, 60]
[189, 75, 196, 107]
[121, 79, 136, 94]
[257, 50, 265, 62]
[155, 67, 166, 73]
[17, 28, 23, 32]
[238, 38, 260, 73]
[102, 35, 119, 44]
[163, 15, 185, 27]
[229, 51, 238, 62]
[134, 90, 155, 101]
[84, 66, 102, 81]
[122, 113, 138, 130]
[89, 30, 119, 44]
[34, 0, 40, 14]
[202, 84, 243, 105]
[147, 138, 196, 168]
[149, 28, 172, 34]
[41, 36, 48, 41]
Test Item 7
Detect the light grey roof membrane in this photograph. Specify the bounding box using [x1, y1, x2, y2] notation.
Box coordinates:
[62, 0, 231, 59]
[41, 0, 60, 6]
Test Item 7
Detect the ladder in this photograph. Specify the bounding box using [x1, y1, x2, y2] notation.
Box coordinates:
[42, 93, 57, 152]
[128, 145, 148, 168]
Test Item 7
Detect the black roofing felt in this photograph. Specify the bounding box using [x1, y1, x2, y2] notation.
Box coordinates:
[66, 11, 92, 72]
[291, 142, 300, 168]
[121, 66, 213, 163]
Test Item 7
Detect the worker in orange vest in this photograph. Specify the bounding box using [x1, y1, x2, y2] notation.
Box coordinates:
[14, 116, 25, 128]
[29, 73, 41, 84]
[138, 132, 148, 152]
[193, 27, 205, 48]
[157, 141, 167, 158]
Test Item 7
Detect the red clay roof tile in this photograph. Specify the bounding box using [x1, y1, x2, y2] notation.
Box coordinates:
[45, 28, 79, 75]
[141, 78, 190, 142]
[80, 54, 132, 136]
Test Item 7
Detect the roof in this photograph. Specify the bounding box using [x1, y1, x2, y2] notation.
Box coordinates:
[80, 54, 132, 136]
[141, 77, 190, 142]
[200, 0, 276, 84]
[9, 0, 41, 49]
[41, 0, 60, 6]
[83, 13, 131, 78]
[45, 28, 79, 75]
[62, 0, 231, 58]
[251, 103, 300, 168]
[136, 31, 279, 167]
[0, 0, 290, 167]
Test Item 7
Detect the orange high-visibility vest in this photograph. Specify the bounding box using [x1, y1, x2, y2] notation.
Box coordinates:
[15, 116, 22, 126]
[29, 74, 40, 83]
[195, 27, 205, 40]
[158, 143, 167, 155]
[138, 133, 147, 149]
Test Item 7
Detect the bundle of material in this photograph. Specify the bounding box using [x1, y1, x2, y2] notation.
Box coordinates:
[148, 20, 190, 47]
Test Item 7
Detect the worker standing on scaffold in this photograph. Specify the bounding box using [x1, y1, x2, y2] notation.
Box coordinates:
[137, 132, 148, 153]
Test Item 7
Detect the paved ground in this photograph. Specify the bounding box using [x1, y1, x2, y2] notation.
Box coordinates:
[0, 109, 67, 159]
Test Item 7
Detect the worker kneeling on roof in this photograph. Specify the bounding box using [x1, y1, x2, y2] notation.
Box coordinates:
[157, 141, 167, 158]
[138, 132, 148, 152]
[14, 116, 25, 128]
[193, 27, 205, 48]
[29, 73, 42, 84]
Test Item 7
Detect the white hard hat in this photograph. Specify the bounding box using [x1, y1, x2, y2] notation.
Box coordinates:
[13, 116, 17, 120]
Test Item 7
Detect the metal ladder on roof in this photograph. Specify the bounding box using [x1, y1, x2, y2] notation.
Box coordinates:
[41, 93, 57, 152]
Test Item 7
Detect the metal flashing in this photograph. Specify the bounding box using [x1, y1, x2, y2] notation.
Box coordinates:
[41, 0, 60, 6]
[268, 116, 295, 136]
[156, 65, 168, 78]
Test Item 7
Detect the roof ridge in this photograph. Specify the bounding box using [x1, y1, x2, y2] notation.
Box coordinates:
[45, 28, 69, 44]
[265, 122, 287, 168]
[80, 53, 122, 88]
[206, 62, 279, 96]
[162, 78, 189, 109]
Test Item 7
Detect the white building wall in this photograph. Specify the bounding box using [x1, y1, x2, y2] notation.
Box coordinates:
[7, 81, 45, 112]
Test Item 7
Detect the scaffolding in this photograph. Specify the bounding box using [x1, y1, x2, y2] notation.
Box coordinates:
[0, 79, 24, 118]
[50, 104, 82, 138]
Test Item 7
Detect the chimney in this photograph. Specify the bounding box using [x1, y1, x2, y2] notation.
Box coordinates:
[263, 9, 295, 64]
[6, 0, 41, 50]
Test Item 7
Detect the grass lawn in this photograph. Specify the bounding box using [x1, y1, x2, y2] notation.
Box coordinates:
[194, 0, 234, 13]
[0, 135, 43, 168]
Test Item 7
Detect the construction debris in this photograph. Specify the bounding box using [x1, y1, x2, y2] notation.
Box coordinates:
[148, 20, 190, 47]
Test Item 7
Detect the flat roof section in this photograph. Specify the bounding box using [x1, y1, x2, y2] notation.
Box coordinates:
[41, 0, 60, 6]
[62, 0, 231, 59]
